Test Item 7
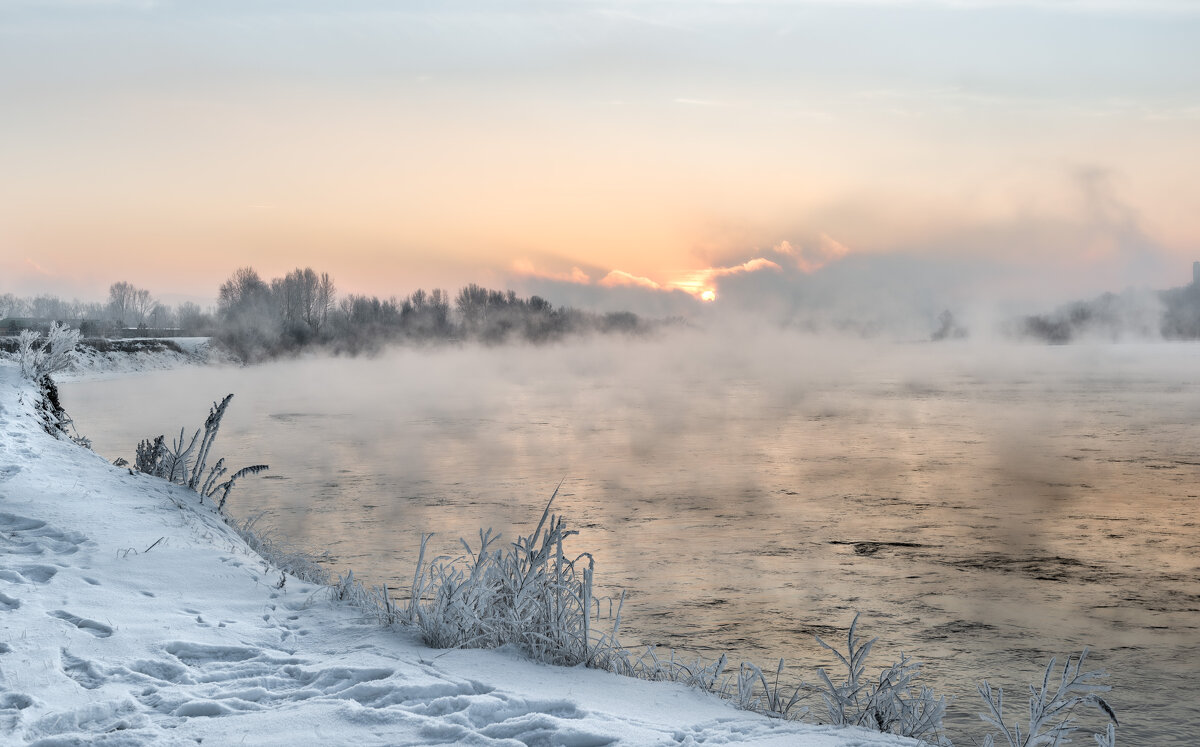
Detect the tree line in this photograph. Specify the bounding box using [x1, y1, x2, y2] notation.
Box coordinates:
[2, 267, 655, 360]
[215, 267, 649, 360]
[1017, 280, 1200, 343]
[1, 283, 213, 337]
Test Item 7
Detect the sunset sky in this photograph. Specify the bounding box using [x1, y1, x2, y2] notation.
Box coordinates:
[2, 0, 1198, 313]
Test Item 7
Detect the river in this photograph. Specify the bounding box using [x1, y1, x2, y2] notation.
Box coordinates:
[63, 331, 1200, 744]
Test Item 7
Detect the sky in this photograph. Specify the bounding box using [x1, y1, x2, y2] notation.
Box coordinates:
[1, 0, 1198, 316]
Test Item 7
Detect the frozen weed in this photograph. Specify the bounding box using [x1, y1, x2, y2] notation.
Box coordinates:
[331, 570, 403, 624]
[133, 393, 268, 507]
[17, 323, 79, 380]
[978, 648, 1118, 747]
[753, 659, 809, 719]
[811, 613, 950, 744]
[230, 513, 331, 586]
[403, 486, 613, 666]
[15, 324, 89, 444]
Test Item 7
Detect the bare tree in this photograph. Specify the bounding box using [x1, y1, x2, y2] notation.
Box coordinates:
[107, 281, 155, 325]
[218, 267, 272, 318]
[0, 293, 22, 319]
[315, 271, 335, 330]
[272, 267, 336, 332]
[131, 288, 155, 324]
[108, 281, 135, 324]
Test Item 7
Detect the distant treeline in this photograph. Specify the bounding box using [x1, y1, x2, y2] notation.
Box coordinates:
[214, 266, 652, 360]
[1017, 282, 1200, 343]
[1, 282, 211, 339]
[2, 267, 657, 361]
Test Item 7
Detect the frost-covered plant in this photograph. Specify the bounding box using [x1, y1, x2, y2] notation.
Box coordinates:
[231, 513, 331, 586]
[133, 393, 267, 507]
[331, 570, 404, 625]
[812, 613, 949, 744]
[610, 646, 728, 691]
[757, 659, 808, 719]
[730, 660, 808, 719]
[16, 322, 80, 380]
[16, 325, 86, 443]
[403, 487, 619, 667]
[978, 648, 1118, 747]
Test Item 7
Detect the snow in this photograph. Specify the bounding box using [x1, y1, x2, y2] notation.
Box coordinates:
[0, 337, 224, 382]
[0, 362, 920, 746]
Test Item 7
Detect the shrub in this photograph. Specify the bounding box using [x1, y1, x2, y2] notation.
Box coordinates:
[14, 323, 87, 444]
[17, 322, 79, 380]
[402, 488, 611, 666]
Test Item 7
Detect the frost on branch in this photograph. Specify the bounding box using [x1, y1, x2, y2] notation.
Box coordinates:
[17, 322, 80, 380]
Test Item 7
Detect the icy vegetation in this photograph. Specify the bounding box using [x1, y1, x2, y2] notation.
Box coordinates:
[978, 650, 1118, 747]
[15, 322, 79, 381]
[131, 393, 268, 510]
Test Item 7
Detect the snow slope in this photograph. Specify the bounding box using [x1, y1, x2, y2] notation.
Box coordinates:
[0, 363, 919, 746]
[0, 337, 223, 381]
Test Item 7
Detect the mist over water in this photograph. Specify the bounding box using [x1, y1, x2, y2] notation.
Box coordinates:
[64, 330, 1200, 744]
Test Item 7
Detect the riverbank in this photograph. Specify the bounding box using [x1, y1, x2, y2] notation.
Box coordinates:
[0, 337, 223, 380]
[0, 363, 921, 746]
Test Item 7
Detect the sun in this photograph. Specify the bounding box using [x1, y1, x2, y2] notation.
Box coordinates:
[700, 289, 716, 302]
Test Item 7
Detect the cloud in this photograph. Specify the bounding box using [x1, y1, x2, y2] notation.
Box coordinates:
[699, 167, 1187, 339]
[506, 165, 1182, 338]
[512, 259, 590, 285]
[24, 257, 51, 275]
[668, 257, 782, 299]
[599, 270, 662, 290]
[774, 234, 850, 273]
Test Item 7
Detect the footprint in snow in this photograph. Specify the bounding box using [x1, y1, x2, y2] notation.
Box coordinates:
[0, 512, 89, 557]
[0, 592, 19, 611]
[60, 649, 106, 689]
[49, 610, 114, 638]
[18, 565, 59, 584]
[0, 693, 33, 709]
[0, 692, 35, 733]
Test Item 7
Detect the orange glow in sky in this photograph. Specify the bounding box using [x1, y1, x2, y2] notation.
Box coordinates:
[2, 2, 1198, 307]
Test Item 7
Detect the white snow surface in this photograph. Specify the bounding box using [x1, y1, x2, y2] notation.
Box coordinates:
[65, 339, 227, 379]
[0, 337, 225, 381]
[0, 363, 920, 746]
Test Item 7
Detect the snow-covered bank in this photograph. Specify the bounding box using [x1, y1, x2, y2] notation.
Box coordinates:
[0, 364, 919, 746]
[0, 337, 223, 380]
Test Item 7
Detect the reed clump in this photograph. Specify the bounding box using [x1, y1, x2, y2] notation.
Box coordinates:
[132, 393, 268, 508]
